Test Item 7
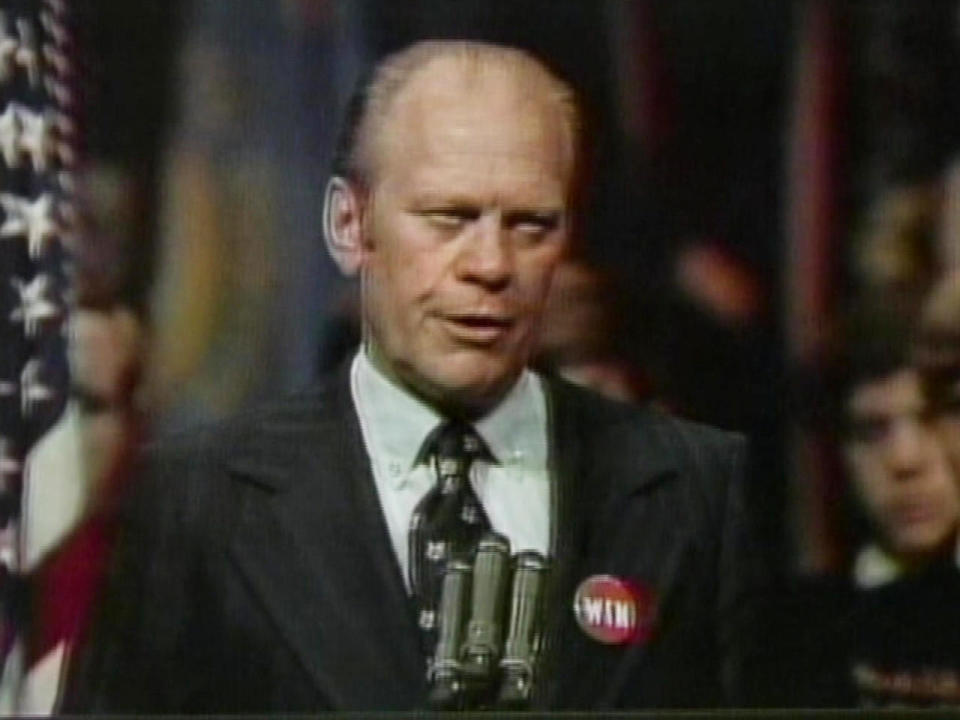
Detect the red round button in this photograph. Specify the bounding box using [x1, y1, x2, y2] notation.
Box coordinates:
[572, 574, 656, 645]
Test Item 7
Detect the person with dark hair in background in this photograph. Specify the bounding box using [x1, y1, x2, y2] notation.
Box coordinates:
[773, 291, 960, 707]
[62, 40, 762, 712]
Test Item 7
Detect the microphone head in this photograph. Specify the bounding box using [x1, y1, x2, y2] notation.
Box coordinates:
[460, 532, 511, 686]
[428, 558, 472, 709]
[498, 550, 550, 709]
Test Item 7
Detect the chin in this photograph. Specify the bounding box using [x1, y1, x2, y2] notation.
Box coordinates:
[891, 528, 956, 561]
[436, 379, 509, 417]
[423, 366, 518, 416]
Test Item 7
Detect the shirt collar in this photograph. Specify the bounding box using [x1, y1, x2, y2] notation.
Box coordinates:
[352, 350, 548, 489]
[353, 350, 440, 485]
[852, 538, 960, 590]
[852, 544, 905, 590]
[474, 369, 547, 472]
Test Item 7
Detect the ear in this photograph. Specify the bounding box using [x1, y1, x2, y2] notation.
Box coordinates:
[323, 176, 367, 276]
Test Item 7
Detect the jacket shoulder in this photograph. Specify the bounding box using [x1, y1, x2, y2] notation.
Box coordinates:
[545, 374, 749, 531]
[147, 377, 338, 467]
[130, 377, 343, 515]
[545, 373, 746, 459]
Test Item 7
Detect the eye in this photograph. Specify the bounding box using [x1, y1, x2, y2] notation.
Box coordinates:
[423, 207, 479, 230]
[848, 416, 889, 445]
[507, 212, 560, 240]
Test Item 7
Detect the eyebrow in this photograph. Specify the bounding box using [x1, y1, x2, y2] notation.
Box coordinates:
[504, 209, 563, 227]
[411, 193, 564, 214]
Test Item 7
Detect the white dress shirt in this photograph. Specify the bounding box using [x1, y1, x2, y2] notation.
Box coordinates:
[350, 350, 551, 590]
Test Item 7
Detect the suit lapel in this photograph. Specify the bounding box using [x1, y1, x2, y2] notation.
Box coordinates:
[536, 378, 684, 708]
[533, 376, 589, 708]
[225, 363, 425, 709]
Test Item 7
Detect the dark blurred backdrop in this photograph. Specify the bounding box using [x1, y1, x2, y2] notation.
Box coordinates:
[71, 0, 960, 576]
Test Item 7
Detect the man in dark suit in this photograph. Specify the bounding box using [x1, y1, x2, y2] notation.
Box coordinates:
[63, 40, 762, 712]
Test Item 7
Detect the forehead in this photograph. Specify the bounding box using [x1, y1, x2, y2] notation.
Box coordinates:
[372, 56, 573, 193]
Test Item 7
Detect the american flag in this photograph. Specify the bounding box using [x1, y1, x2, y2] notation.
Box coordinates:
[0, 0, 75, 686]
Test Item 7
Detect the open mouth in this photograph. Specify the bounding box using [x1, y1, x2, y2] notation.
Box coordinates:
[450, 315, 514, 329]
[443, 314, 515, 342]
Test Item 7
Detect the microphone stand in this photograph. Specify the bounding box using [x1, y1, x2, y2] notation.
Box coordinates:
[425, 535, 549, 711]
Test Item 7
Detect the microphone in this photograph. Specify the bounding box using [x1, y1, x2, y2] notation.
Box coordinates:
[460, 532, 511, 697]
[497, 551, 549, 709]
[427, 558, 472, 710]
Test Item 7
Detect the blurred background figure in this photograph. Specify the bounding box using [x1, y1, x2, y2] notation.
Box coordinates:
[843, 298, 958, 570]
[853, 182, 944, 295]
[535, 259, 650, 404]
[767, 292, 960, 707]
[0, 1, 154, 707]
[9, 305, 143, 714]
[69, 308, 143, 501]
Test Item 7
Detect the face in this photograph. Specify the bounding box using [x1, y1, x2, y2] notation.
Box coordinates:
[845, 368, 960, 560]
[356, 60, 571, 415]
[71, 308, 140, 493]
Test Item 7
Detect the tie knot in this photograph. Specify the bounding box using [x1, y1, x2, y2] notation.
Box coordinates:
[418, 419, 494, 466]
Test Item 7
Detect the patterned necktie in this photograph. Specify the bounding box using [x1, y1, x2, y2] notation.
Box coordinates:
[409, 419, 494, 654]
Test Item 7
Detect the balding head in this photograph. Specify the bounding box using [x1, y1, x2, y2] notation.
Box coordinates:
[334, 40, 580, 191]
[323, 39, 576, 416]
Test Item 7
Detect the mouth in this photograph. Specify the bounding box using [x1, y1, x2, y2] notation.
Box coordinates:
[442, 313, 516, 344]
[890, 499, 937, 526]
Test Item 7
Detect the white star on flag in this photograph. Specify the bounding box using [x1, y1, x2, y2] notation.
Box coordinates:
[43, 76, 71, 106]
[56, 171, 74, 193]
[41, 44, 68, 78]
[18, 359, 55, 417]
[0, 13, 18, 84]
[43, 0, 68, 17]
[39, 11, 69, 49]
[9, 274, 60, 337]
[0, 440, 20, 485]
[49, 111, 75, 168]
[18, 109, 56, 172]
[0, 103, 21, 168]
[13, 18, 39, 87]
[0, 530, 15, 570]
[0, 14, 39, 87]
[0, 193, 58, 258]
[0, 361, 55, 418]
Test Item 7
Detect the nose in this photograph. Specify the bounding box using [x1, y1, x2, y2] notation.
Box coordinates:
[455, 214, 513, 291]
[887, 418, 929, 480]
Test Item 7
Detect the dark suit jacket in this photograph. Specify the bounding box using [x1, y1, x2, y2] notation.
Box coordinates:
[62, 365, 763, 712]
